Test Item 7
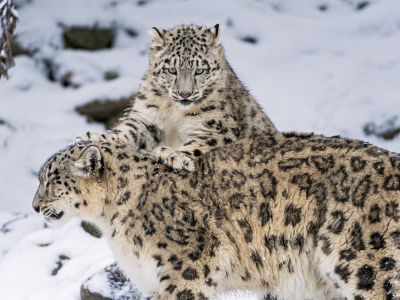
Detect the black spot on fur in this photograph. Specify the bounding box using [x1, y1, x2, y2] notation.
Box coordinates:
[203, 264, 210, 278]
[157, 242, 167, 249]
[165, 226, 189, 246]
[110, 212, 119, 224]
[327, 210, 347, 234]
[237, 219, 253, 243]
[119, 165, 130, 173]
[176, 289, 196, 300]
[160, 275, 170, 282]
[339, 249, 357, 262]
[383, 280, 394, 300]
[142, 214, 156, 236]
[250, 250, 263, 271]
[370, 232, 385, 250]
[383, 174, 400, 191]
[264, 235, 276, 253]
[259, 202, 273, 226]
[372, 161, 385, 175]
[369, 204, 381, 223]
[182, 267, 198, 280]
[229, 193, 246, 210]
[310, 155, 335, 173]
[293, 234, 304, 253]
[193, 149, 202, 157]
[279, 235, 288, 251]
[166, 284, 177, 294]
[350, 222, 365, 251]
[390, 230, 400, 249]
[241, 268, 251, 281]
[278, 158, 308, 171]
[255, 169, 278, 200]
[151, 203, 164, 221]
[117, 177, 128, 189]
[116, 191, 131, 205]
[380, 257, 396, 271]
[133, 235, 142, 248]
[152, 254, 164, 267]
[328, 166, 350, 203]
[385, 201, 400, 221]
[284, 203, 301, 227]
[356, 265, 376, 291]
[206, 278, 217, 287]
[351, 156, 367, 172]
[168, 254, 183, 270]
[319, 235, 332, 255]
[335, 263, 352, 283]
[352, 175, 371, 208]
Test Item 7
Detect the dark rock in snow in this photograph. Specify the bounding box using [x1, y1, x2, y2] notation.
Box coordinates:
[52, 255, 70, 275]
[76, 98, 131, 129]
[64, 27, 115, 50]
[11, 38, 36, 57]
[124, 28, 138, 38]
[364, 116, 400, 140]
[242, 36, 257, 44]
[104, 71, 119, 81]
[81, 263, 142, 300]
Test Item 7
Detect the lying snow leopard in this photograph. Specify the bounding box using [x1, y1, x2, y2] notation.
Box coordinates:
[76, 24, 276, 171]
[33, 132, 400, 300]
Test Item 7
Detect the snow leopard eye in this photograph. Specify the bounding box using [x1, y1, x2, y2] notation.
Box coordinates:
[195, 69, 204, 75]
[168, 68, 177, 74]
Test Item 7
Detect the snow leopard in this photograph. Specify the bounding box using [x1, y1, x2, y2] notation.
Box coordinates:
[76, 24, 276, 171]
[33, 132, 400, 300]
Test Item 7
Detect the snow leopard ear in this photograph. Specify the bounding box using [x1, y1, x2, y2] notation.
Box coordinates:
[207, 24, 221, 46]
[150, 27, 165, 49]
[73, 146, 103, 178]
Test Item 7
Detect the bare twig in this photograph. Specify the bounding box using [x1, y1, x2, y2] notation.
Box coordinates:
[0, 0, 19, 79]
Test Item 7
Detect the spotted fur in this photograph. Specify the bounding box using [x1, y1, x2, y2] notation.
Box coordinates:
[33, 133, 400, 300]
[76, 24, 276, 171]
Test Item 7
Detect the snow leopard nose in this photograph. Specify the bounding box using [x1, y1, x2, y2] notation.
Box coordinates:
[179, 92, 192, 99]
[33, 205, 40, 213]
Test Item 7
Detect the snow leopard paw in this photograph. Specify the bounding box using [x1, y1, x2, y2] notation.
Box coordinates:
[154, 146, 196, 171]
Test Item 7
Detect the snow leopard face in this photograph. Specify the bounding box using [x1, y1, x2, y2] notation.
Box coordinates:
[32, 144, 104, 226]
[146, 24, 223, 108]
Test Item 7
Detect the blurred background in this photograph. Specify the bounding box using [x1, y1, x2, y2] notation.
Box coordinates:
[0, 0, 400, 299]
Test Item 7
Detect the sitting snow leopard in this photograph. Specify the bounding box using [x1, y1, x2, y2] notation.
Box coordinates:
[34, 133, 400, 300]
[76, 24, 276, 171]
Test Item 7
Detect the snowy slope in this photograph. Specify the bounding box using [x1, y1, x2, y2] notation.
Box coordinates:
[1, 0, 400, 299]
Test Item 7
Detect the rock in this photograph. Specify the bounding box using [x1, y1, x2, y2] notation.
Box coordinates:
[81, 263, 142, 300]
[124, 28, 138, 38]
[363, 116, 400, 140]
[52, 255, 70, 275]
[104, 71, 119, 81]
[81, 221, 102, 238]
[356, 1, 369, 10]
[242, 36, 257, 44]
[11, 39, 36, 57]
[64, 27, 115, 50]
[76, 98, 131, 129]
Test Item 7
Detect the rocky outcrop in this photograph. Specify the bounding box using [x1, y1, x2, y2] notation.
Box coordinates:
[64, 27, 115, 50]
[76, 98, 131, 129]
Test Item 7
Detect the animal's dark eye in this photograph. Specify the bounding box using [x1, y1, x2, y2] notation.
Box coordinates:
[195, 69, 204, 75]
[168, 68, 177, 74]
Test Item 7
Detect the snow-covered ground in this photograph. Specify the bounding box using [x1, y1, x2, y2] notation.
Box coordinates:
[1, 0, 400, 299]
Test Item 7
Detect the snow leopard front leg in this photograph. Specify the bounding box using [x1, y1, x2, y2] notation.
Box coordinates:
[154, 123, 239, 171]
[75, 116, 163, 151]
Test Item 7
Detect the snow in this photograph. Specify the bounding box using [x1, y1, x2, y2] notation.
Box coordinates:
[0, 0, 400, 299]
